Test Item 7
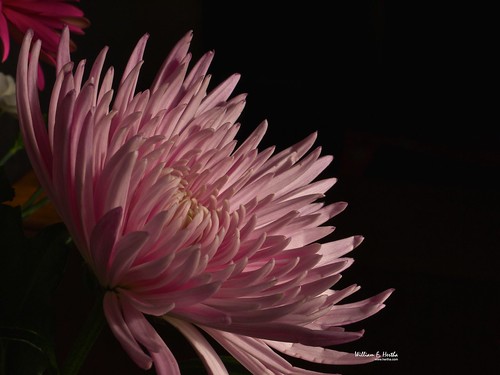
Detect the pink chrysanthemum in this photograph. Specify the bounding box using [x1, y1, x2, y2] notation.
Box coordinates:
[1, 0, 89, 89]
[17, 27, 393, 374]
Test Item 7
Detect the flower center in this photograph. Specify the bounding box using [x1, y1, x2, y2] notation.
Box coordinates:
[181, 194, 202, 228]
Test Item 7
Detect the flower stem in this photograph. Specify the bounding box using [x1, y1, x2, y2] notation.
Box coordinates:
[22, 196, 49, 218]
[0, 133, 24, 166]
[61, 297, 105, 375]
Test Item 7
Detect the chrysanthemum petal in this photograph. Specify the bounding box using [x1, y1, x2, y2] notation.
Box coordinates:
[205, 329, 339, 375]
[166, 317, 228, 375]
[89, 207, 123, 281]
[108, 231, 149, 286]
[266, 341, 375, 365]
[316, 236, 364, 266]
[103, 293, 153, 370]
[151, 30, 193, 92]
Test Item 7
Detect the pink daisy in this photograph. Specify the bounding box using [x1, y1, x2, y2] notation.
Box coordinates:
[17, 27, 393, 374]
[1, 0, 89, 89]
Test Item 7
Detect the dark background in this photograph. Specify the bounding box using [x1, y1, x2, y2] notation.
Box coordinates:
[5, 1, 499, 374]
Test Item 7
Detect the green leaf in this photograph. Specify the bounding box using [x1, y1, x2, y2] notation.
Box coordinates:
[0, 204, 69, 375]
[0, 327, 59, 375]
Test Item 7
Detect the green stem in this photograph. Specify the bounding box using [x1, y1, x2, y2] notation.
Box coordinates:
[21, 186, 51, 218]
[61, 297, 105, 375]
[0, 133, 23, 166]
[0, 145, 21, 166]
[22, 185, 44, 208]
[22, 196, 49, 218]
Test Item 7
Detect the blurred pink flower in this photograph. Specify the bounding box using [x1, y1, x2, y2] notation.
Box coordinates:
[1, 0, 89, 89]
[17, 27, 393, 374]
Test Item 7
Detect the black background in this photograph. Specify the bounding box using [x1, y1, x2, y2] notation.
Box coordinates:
[5, 1, 500, 374]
